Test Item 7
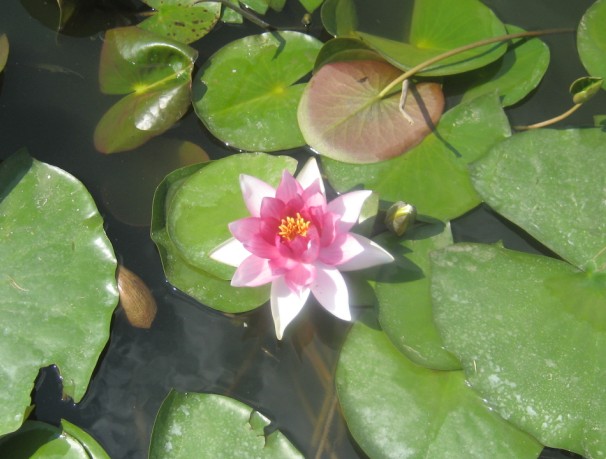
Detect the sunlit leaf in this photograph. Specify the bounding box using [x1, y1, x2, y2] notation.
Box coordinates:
[431, 243, 606, 457]
[321, 0, 357, 37]
[322, 92, 510, 221]
[0, 150, 118, 435]
[471, 128, 606, 272]
[139, 0, 221, 44]
[313, 37, 380, 71]
[356, 0, 507, 76]
[299, 0, 323, 13]
[0, 420, 109, 458]
[298, 59, 444, 163]
[0, 34, 8, 73]
[192, 31, 321, 152]
[95, 26, 198, 154]
[151, 153, 297, 312]
[449, 25, 550, 107]
[150, 391, 303, 458]
[374, 223, 460, 370]
[336, 313, 543, 458]
[578, 0, 606, 89]
[569, 76, 603, 104]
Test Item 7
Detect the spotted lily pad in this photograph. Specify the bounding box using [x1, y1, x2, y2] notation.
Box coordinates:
[298, 59, 444, 163]
[0, 150, 118, 435]
[94, 26, 198, 153]
[336, 313, 543, 458]
[578, 0, 606, 89]
[192, 31, 322, 152]
[139, 0, 221, 44]
[149, 391, 303, 458]
[431, 243, 606, 457]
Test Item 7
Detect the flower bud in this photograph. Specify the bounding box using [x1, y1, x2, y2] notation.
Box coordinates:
[384, 201, 417, 236]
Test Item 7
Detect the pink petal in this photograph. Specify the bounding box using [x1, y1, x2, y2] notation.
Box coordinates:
[240, 174, 276, 217]
[328, 190, 372, 232]
[337, 234, 394, 271]
[260, 196, 286, 220]
[232, 255, 277, 287]
[228, 217, 261, 242]
[311, 265, 351, 321]
[271, 276, 310, 340]
[319, 233, 365, 266]
[297, 157, 325, 195]
[276, 170, 303, 203]
[209, 238, 251, 267]
[284, 263, 316, 293]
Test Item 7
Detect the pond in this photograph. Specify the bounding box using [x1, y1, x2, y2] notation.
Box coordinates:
[0, 0, 604, 458]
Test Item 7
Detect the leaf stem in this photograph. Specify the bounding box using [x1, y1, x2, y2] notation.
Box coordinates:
[378, 28, 573, 99]
[513, 104, 583, 130]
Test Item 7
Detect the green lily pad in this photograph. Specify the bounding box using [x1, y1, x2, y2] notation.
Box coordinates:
[374, 223, 460, 370]
[94, 26, 198, 154]
[431, 243, 606, 457]
[336, 313, 543, 458]
[0, 420, 109, 458]
[313, 37, 381, 71]
[578, 0, 606, 89]
[298, 59, 445, 163]
[471, 128, 606, 272]
[356, 0, 507, 76]
[450, 25, 550, 107]
[0, 33, 8, 73]
[0, 150, 118, 435]
[322, 92, 511, 221]
[139, 0, 221, 44]
[151, 153, 296, 312]
[150, 391, 303, 458]
[321, 0, 357, 37]
[192, 31, 322, 152]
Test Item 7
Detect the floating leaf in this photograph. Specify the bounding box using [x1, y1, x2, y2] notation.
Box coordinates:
[322, 92, 510, 221]
[151, 153, 297, 312]
[192, 31, 321, 152]
[356, 0, 507, 76]
[313, 37, 380, 71]
[94, 26, 198, 154]
[569, 76, 603, 104]
[139, 0, 221, 44]
[431, 243, 606, 457]
[299, 0, 323, 13]
[0, 150, 118, 435]
[471, 128, 606, 272]
[578, 0, 606, 89]
[0, 33, 8, 73]
[450, 25, 550, 107]
[298, 59, 444, 163]
[0, 420, 109, 458]
[374, 223, 460, 370]
[150, 391, 303, 458]
[321, 0, 357, 37]
[336, 313, 543, 458]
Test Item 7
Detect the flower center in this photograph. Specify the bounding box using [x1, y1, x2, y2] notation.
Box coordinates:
[278, 212, 310, 241]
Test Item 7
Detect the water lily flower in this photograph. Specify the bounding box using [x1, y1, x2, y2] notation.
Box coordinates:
[210, 158, 394, 339]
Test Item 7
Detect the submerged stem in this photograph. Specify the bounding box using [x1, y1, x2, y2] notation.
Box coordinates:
[378, 28, 573, 99]
[513, 104, 583, 130]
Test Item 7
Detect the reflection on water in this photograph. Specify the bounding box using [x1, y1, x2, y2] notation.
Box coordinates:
[0, 0, 599, 458]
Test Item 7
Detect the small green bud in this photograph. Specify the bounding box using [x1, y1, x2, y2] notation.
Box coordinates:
[384, 201, 417, 236]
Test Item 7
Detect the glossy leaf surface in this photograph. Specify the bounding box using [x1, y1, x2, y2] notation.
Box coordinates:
[193, 31, 321, 151]
[578, 0, 606, 89]
[298, 59, 444, 163]
[321, 0, 357, 37]
[322, 92, 510, 221]
[356, 0, 507, 76]
[431, 243, 606, 457]
[374, 223, 460, 370]
[150, 391, 304, 458]
[0, 420, 109, 458]
[95, 26, 198, 153]
[139, 0, 221, 44]
[336, 314, 543, 458]
[0, 151, 118, 435]
[313, 37, 380, 71]
[471, 128, 606, 272]
[152, 154, 296, 312]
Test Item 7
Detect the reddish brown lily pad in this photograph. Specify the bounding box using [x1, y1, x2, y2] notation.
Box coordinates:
[298, 60, 444, 164]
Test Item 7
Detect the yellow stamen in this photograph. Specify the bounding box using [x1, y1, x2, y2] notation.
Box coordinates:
[278, 213, 310, 241]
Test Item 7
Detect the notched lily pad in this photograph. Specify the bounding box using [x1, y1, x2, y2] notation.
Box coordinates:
[298, 59, 444, 163]
[149, 391, 303, 458]
[0, 150, 118, 435]
[139, 0, 221, 44]
[95, 26, 198, 153]
[192, 31, 322, 152]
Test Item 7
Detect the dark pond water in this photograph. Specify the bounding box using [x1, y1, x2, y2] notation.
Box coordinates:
[0, 0, 602, 457]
